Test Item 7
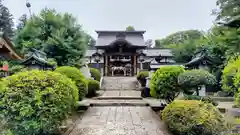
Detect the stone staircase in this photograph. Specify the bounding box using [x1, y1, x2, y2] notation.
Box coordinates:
[101, 76, 139, 90]
[78, 76, 165, 109]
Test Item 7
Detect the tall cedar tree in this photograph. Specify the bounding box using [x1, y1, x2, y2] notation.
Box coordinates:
[0, 1, 14, 37]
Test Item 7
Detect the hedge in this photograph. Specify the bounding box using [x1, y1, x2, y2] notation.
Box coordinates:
[136, 71, 149, 87]
[222, 56, 240, 93]
[86, 79, 100, 97]
[90, 68, 101, 81]
[55, 66, 88, 100]
[150, 65, 185, 103]
[162, 100, 230, 135]
[0, 70, 78, 135]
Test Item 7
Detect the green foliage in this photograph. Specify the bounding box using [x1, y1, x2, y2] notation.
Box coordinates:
[178, 69, 217, 89]
[150, 66, 185, 103]
[0, 2, 14, 37]
[16, 14, 27, 31]
[55, 66, 87, 100]
[47, 58, 57, 67]
[182, 94, 218, 106]
[126, 26, 135, 31]
[170, 39, 200, 63]
[8, 65, 26, 74]
[213, 0, 240, 22]
[155, 30, 203, 48]
[14, 8, 89, 66]
[137, 71, 149, 87]
[214, 91, 229, 97]
[233, 72, 240, 107]
[86, 79, 100, 97]
[90, 68, 101, 81]
[222, 56, 240, 93]
[0, 70, 78, 135]
[162, 100, 230, 135]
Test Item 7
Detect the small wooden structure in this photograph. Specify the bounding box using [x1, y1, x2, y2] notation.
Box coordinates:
[0, 32, 22, 60]
[22, 49, 54, 70]
[184, 50, 212, 70]
[0, 32, 22, 77]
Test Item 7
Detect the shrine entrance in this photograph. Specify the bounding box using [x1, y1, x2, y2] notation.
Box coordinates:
[103, 40, 137, 76]
[108, 55, 134, 76]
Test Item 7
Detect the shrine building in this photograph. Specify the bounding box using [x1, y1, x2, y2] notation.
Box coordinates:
[85, 30, 176, 76]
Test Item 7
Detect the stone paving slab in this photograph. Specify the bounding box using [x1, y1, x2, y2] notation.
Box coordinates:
[96, 96, 142, 100]
[90, 99, 148, 106]
[69, 107, 169, 135]
[101, 91, 141, 97]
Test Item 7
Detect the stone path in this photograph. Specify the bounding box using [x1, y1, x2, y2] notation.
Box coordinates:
[69, 107, 169, 135]
[68, 77, 169, 135]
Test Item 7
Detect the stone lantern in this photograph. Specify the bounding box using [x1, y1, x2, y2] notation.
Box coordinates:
[92, 50, 102, 69]
[138, 51, 146, 70]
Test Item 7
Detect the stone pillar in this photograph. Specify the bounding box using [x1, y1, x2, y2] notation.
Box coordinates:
[133, 55, 136, 75]
[199, 85, 206, 96]
[105, 55, 108, 76]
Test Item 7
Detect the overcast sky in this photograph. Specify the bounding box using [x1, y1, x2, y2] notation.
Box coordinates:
[4, 0, 217, 40]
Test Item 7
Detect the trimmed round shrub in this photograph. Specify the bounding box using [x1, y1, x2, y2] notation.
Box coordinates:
[178, 69, 217, 95]
[150, 65, 185, 103]
[55, 66, 88, 100]
[90, 68, 101, 81]
[86, 79, 100, 97]
[162, 100, 230, 135]
[136, 71, 149, 87]
[222, 56, 240, 93]
[0, 70, 78, 135]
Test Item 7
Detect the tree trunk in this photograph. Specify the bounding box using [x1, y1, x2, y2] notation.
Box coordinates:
[196, 86, 199, 96]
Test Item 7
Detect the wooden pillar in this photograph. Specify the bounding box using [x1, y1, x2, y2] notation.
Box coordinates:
[105, 55, 108, 76]
[133, 55, 136, 76]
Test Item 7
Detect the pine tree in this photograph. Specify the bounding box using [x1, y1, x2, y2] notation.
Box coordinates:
[0, 1, 15, 37]
[214, 0, 240, 22]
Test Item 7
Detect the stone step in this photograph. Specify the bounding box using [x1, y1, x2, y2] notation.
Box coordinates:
[143, 98, 167, 112]
[102, 76, 139, 90]
[94, 96, 143, 100]
[89, 99, 149, 106]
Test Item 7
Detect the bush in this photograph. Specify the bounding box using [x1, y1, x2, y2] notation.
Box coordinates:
[214, 91, 229, 97]
[178, 69, 217, 95]
[222, 56, 240, 93]
[233, 72, 240, 107]
[0, 70, 78, 135]
[150, 65, 185, 103]
[182, 94, 218, 106]
[136, 71, 149, 87]
[162, 100, 230, 135]
[55, 66, 88, 100]
[86, 79, 100, 97]
[90, 68, 101, 81]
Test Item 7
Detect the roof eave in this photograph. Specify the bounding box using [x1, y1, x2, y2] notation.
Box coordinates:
[95, 30, 146, 34]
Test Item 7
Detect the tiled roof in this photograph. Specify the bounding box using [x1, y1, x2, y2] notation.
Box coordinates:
[143, 48, 173, 57]
[95, 31, 146, 47]
[85, 49, 97, 57]
[85, 48, 173, 57]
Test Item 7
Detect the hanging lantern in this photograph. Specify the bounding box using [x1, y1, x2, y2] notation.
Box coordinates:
[2, 64, 8, 71]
